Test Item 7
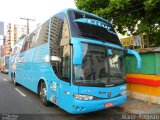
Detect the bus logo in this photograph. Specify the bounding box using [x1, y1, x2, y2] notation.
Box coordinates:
[74, 18, 117, 35]
[108, 92, 111, 97]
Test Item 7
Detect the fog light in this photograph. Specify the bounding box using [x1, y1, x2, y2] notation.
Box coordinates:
[72, 105, 78, 110]
[79, 107, 84, 110]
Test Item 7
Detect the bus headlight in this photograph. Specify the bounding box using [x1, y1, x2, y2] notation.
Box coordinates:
[73, 94, 94, 100]
[120, 90, 126, 95]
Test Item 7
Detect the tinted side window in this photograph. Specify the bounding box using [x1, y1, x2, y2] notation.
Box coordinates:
[35, 20, 49, 47]
[21, 36, 29, 52]
[28, 29, 38, 49]
[50, 13, 70, 82]
[16, 39, 24, 54]
[50, 13, 64, 56]
[20, 20, 49, 52]
[11, 38, 24, 55]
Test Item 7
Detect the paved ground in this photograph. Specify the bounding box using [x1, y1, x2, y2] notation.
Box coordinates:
[0, 73, 125, 120]
[121, 97, 160, 114]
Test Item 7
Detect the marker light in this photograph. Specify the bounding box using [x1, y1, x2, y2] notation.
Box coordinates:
[120, 90, 126, 95]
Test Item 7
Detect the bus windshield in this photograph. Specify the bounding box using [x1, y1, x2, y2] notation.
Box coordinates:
[68, 10, 122, 46]
[73, 43, 125, 87]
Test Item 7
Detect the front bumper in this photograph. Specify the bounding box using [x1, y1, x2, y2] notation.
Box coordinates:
[66, 95, 127, 114]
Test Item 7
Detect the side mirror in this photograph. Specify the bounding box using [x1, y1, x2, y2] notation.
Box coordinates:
[127, 49, 142, 69]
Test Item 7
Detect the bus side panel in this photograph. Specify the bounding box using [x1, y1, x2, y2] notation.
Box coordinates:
[16, 52, 26, 85]
[14, 44, 50, 94]
[25, 44, 50, 93]
[22, 48, 34, 90]
[43, 67, 60, 105]
[58, 83, 78, 112]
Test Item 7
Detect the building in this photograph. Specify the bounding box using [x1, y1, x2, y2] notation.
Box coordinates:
[120, 34, 144, 49]
[3, 36, 6, 56]
[0, 21, 4, 57]
[16, 24, 28, 40]
[0, 45, 3, 57]
[0, 21, 4, 36]
[6, 23, 27, 55]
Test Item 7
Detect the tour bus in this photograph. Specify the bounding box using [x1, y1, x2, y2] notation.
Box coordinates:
[0, 55, 9, 73]
[9, 8, 141, 114]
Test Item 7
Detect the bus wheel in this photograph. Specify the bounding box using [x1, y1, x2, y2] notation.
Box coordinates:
[39, 82, 50, 106]
[12, 74, 17, 86]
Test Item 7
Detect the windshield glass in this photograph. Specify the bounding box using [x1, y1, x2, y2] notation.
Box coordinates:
[108, 49, 124, 84]
[73, 43, 125, 87]
[68, 10, 122, 46]
[74, 43, 109, 87]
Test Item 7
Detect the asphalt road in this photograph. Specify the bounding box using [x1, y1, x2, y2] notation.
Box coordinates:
[0, 73, 125, 120]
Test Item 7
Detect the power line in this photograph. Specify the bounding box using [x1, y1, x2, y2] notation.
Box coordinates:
[107, 2, 143, 15]
[113, 7, 145, 19]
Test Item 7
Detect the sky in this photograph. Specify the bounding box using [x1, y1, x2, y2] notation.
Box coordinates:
[0, 0, 76, 32]
[0, 0, 124, 43]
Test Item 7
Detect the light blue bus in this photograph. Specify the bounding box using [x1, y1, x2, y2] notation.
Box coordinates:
[9, 8, 141, 114]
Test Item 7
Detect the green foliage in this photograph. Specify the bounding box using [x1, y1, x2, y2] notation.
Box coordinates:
[76, 0, 160, 46]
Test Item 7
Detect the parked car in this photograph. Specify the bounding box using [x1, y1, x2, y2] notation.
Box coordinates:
[0, 55, 9, 73]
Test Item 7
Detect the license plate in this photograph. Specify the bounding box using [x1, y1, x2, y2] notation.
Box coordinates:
[104, 102, 113, 108]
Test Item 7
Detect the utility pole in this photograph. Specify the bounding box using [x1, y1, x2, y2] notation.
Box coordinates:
[20, 17, 35, 34]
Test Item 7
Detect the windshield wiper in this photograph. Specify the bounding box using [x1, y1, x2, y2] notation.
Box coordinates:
[96, 80, 106, 86]
[74, 80, 106, 87]
[78, 34, 103, 41]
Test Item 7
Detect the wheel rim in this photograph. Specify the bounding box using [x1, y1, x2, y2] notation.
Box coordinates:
[12, 75, 15, 84]
[13, 77, 16, 85]
[40, 83, 47, 101]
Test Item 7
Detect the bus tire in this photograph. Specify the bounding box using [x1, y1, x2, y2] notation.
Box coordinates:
[12, 74, 18, 86]
[39, 81, 50, 106]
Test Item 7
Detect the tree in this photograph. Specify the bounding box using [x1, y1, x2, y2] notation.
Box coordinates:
[76, 0, 160, 46]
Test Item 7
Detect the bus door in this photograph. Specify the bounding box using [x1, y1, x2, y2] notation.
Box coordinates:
[50, 45, 71, 106]
[49, 61, 60, 105]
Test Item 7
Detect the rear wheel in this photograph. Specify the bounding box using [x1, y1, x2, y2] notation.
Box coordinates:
[11, 74, 18, 86]
[39, 81, 50, 106]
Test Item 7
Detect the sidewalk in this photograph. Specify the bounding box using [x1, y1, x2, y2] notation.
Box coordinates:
[120, 97, 160, 114]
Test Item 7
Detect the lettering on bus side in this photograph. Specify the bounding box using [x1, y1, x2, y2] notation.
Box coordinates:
[52, 82, 57, 91]
[16, 56, 24, 63]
